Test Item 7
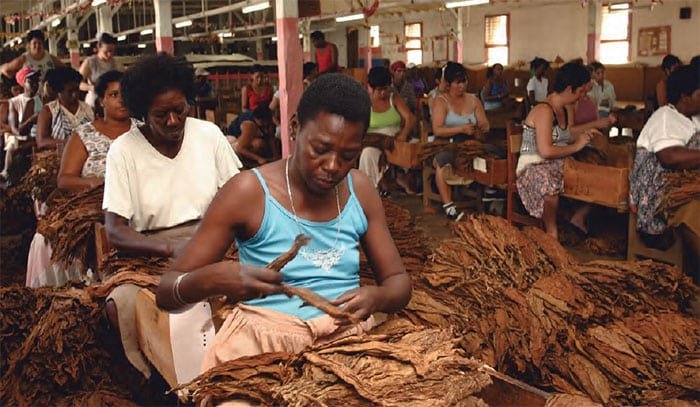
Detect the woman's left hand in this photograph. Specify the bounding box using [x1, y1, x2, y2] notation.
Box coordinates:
[330, 286, 382, 326]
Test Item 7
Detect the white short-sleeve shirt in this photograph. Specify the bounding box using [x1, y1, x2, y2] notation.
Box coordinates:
[526, 77, 549, 102]
[102, 117, 242, 232]
[636, 105, 695, 153]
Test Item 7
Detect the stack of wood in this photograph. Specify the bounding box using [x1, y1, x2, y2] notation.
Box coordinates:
[657, 169, 700, 221]
[177, 320, 492, 406]
[403, 214, 699, 405]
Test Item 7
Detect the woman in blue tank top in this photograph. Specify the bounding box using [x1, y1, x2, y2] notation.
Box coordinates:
[431, 62, 490, 220]
[481, 63, 511, 111]
[155, 74, 411, 372]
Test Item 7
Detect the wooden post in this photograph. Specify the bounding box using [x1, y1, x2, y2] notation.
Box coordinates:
[586, 0, 601, 63]
[154, 0, 174, 55]
[456, 7, 464, 64]
[275, 0, 303, 158]
[67, 14, 80, 68]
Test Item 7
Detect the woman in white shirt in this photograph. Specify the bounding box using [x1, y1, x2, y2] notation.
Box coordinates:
[526, 57, 550, 106]
[588, 61, 616, 118]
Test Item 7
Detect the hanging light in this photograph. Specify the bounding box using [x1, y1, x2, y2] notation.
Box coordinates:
[51, 18, 61, 28]
[175, 20, 193, 28]
[92, 0, 107, 6]
[137, 43, 147, 48]
[445, 0, 490, 8]
[335, 13, 364, 23]
[140, 28, 153, 35]
[117, 35, 127, 41]
[82, 42, 91, 48]
[242, 1, 270, 14]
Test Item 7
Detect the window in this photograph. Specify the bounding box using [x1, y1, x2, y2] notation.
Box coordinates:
[485, 14, 508, 66]
[370, 25, 380, 47]
[600, 5, 630, 64]
[404, 22, 422, 66]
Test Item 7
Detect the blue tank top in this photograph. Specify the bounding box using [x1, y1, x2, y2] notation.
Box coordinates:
[239, 168, 368, 320]
[441, 95, 477, 128]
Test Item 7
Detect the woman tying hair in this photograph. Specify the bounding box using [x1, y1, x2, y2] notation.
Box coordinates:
[79, 33, 124, 109]
[516, 62, 601, 240]
[431, 61, 490, 220]
[36, 67, 94, 150]
[241, 64, 273, 112]
[156, 74, 411, 372]
[358, 66, 415, 195]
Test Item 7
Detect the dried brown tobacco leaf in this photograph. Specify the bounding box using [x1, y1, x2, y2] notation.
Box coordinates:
[665, 356, 700, 391]
[545, 393, 601, 407]
[657, 170, 700, 220]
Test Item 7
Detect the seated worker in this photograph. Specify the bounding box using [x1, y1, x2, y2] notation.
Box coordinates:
[358, 67, 415, 195]
[569, 64, 617, 132]
[228, 105, 278, 168]
[527, 57, 550, 106]
[36, 67, 94, 150]
[155, 73, 412, 372]
[391, 61, 417, 114]
[79, 33, 123, 109]
[2, 68, 42, 180]
[655, 54, 681, 110]
[431, 62, 490, 220]
[241, 64, 273, 112]
[102, 53, 242, 382]
[588, 61, 616, 118]
[406, 62, 426, 96]
[481, 63, 511, 111]
[516, 62, 601, 240]
[630, 64, 700, 274]
[25, 71, 133, 288]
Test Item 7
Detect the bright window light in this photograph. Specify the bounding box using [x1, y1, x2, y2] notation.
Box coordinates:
[137, 43, 147, 48]
[487, 46, 508, 66]
[600, 5, 630, 64]
[175, 20, 192, 28]
[600, 42, 629, 64]
[140, 28, 153, 35]
[242, 1, 270, 14]
[271, 36, 278, 42]
[406, 49, 422, 66]
[117, 35, 126, 41]
[335, 13, 364, 23]
[370, 25, 380, 47]
[446, 0, 489, 8]
[609, 3, 630, 11]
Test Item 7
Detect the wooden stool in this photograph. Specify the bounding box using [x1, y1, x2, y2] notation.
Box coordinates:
[627, 212, 684, 269]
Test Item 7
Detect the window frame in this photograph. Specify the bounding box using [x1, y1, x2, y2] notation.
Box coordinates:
[600, 4, 632, 64]
[404, 22, 423, 66]
[484, 13, 510, 66]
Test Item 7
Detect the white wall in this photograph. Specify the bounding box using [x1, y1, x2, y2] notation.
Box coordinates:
[631, 0, 700, 65]
[325, 28, 348, 68]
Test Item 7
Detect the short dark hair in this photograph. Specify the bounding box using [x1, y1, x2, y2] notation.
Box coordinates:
[690, 55, 700, 69]
[296, 73, 371, 131]
[46, 67, 82, 93]
[97, 33, 118, 46]
[590, 61, 605, 71]
[487, 63, 503, 79]
[667, 64, 700, 105]
[303, 62, 317, 79]
[530, 57, 549, 72]
[553, 62, 591, 93]
[251, 64, 266, 74]
[367, 66, 392, 88]
[26, 30, 45, 43]
[311, 31, 324, 41]
[120, 52, 195, 119]
[252, 104, 272, 122]
[94, 70, 123, 99]
[443, 61, 467, 84]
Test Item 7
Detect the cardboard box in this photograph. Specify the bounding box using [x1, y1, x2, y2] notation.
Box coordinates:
[469, 157, 507, 187]
[385, 140, 423, 169]
[562, 159, 629, 211]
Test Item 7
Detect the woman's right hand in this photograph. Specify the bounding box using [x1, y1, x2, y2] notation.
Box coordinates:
[462, 123, 476, 135]
[219, 262, 284, 302]
[575, 131, 593, 150]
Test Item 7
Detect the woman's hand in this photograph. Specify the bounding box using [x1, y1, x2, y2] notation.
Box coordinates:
[575, 131, 593, 150]
[462, 123, 476, 135]
[607, 113, 618, 126]
[219, 263, 284, 302]
[330, 286, 381, 326]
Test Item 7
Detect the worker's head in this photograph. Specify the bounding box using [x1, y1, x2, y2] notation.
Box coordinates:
[590, 61, 605, 83]
[95, 70, 128, 121]
[367, 66, 392, 101]
[443, 61, 468, 95]
[667, 64, 700, 116]
[303, 62, 318, 81]
[487, 63, 504, 79]
[390, 61, 406, 85]
[15, 67, 40, 96]
[26, 30, 45, 56]
[530, 57, 549, 77]
[661, 54, 681, 76]
[251, 64, 266, 87]
[553, 62, 591, 103]
[311, 31, 325, 49]
[252, 104, 273, 125]
[96, 32, 118, 61]
[46, 66, 82, 106]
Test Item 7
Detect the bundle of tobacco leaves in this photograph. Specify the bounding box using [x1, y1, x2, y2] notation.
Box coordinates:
[177, 322, 492, 406]
[0, 229, 34, 286]
[37, 184, 104, 267]
[656, 169, 700, 221]
[417, 139, 489, 167]
[15, 149, 60, 203]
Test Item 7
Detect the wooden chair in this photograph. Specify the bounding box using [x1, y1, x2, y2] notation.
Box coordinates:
[506, 120, 541, 228]
[626, 212, 684, 270]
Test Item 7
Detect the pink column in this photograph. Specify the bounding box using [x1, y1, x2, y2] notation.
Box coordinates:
[154, 0, 174, 55]
[275, 2, 303, 158]
[586, 0, 601, 63]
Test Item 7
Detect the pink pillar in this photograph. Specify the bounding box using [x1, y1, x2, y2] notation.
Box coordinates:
[586, 0, 601, 63]
[154, 0, 174, 55]
[275, 2, 303, 158]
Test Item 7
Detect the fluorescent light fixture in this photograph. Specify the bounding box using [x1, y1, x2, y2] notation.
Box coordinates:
[445, 0, 490, 8]
[137, 43, 147, 48]
[271, 36, 278, 42]
[242, 1, 270, 14]
[335, 13, 364, 23]
[82, 42, 90, 48]
[175, 20, 192, 28]
[218, 32, 233, 38]
[609, 3, 630, 10]
[92, 0, 107, 6]
[140, 28, 153, 35]
[51, 18, 61, 27]
[117, 35, 127, 41]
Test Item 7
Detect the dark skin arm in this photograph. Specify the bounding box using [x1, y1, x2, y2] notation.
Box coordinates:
[35, 105, 57, 150]
[235, 121, 268, 165]
[57, 132, 102, 192]
[156, 171, 283, 310]
[0, 55, 25, 79]
[105, 211, 182, 258]
[656, 146, 700, 170]
[330, 169, 411, 325]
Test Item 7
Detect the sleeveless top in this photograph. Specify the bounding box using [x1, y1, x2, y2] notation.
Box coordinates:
[483, 80, 509, 110]
[85, 55, 122, 108]
[240, 169, 368, 320]
[517, 103, 572, 173]
[246, 86, 273, 111]
[47, 100, 94, 141]
[367, 95, 402, 137]
[439, 94, 478, 143]
[23, 51, 55, 79]
[315, 43, 337, 73]
[76, 118, 137, 178]
[9, 94, 42, 137]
